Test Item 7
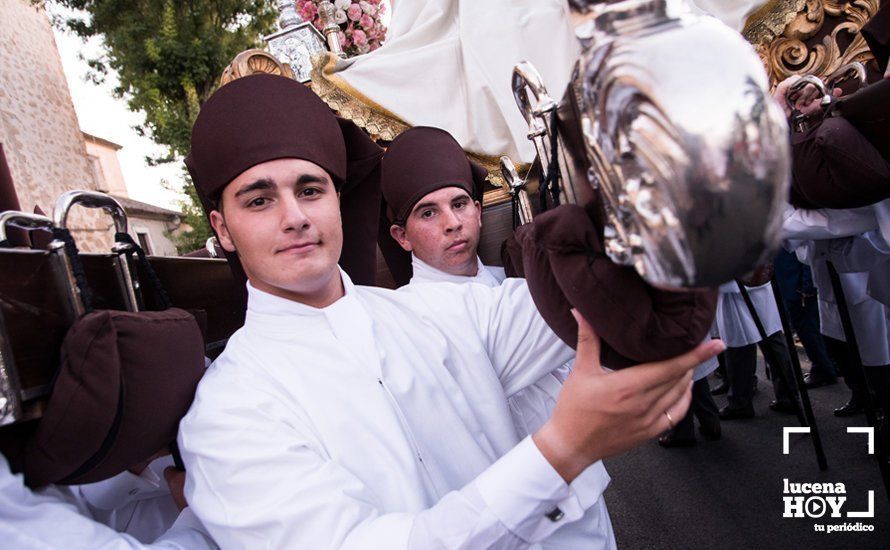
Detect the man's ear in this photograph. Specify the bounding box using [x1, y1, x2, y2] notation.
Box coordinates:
[474, 200, 482, 229]
[209, 210, 237, 252]
[389, 224, 413, 252]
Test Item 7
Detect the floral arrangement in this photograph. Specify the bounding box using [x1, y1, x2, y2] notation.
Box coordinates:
[295, 0, 387, 56]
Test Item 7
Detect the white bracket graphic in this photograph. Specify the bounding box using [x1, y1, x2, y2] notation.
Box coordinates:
[783, 427, 811, 454]
[847, 427, 875, 455]
[848, 490, 875, 518]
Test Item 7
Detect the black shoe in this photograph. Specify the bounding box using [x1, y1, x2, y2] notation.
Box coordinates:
[719, 405, 755, 420]
[804, 372, 838, 389]
[658, 433, 697, 448]
[834, 399, 864, 417]
[710, 381, 729, 395]
[769, 400, 799, 414]
[699, 424, 722, 441]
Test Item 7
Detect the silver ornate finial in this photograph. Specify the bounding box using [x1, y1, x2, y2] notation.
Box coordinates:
[266, 0, 329, 82]
[277, 0, 303, 30]
[318, 1, 346, 58]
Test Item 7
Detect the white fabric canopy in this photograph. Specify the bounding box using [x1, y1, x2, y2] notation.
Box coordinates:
[332, 0, 580, 163]
[327, 1, 769, 164]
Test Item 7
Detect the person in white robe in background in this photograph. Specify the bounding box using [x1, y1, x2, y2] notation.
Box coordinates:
[714, 278, 803, 419]
[783, 203, 890, 415]
[0, 455, 215, 549]
[381, 127, 612, 546]
[73, 455, 182, 543]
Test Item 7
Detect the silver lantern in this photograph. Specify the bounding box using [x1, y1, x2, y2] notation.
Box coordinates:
[510, 0, 790, 288]
[265, 0, 329, 83]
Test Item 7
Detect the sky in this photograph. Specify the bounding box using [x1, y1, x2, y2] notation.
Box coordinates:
[51, 13, 185, 211]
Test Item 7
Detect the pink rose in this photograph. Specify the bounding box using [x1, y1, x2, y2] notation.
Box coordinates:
[337, 30, 347, 44]
[359, 14, 373, 29]
[370, 42, 380, 51]
[347, 3, 362, 21]
[299, 2, 317, 21]
[352, 28, 367, 46]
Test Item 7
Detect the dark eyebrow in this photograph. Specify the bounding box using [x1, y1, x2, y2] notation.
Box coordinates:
[295, 173, 329, 186]
[234, 178, 275, 198]
[412, 201, 438, 214]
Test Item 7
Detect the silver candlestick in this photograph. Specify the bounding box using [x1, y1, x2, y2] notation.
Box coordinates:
[265, 0, 328, 83]
[318, 1, 346, 58]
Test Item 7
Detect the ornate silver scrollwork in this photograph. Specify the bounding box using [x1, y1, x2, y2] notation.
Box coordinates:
[265, 0, 328, 83]
[511, 0, 790, 288]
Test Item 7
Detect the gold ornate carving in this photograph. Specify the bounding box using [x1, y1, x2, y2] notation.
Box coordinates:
[308, 52, 411, 142]
[744, 0, 880, 87]
[220, 49, 295, 87]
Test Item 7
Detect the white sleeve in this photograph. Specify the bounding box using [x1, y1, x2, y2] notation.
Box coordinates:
[0, 460, 215, 550]
[75, 457, 172, 513]
[820, 235, 887, 274]
[461, 278, 576, 397]
[782, 204, 878, 242]
[179, 386, 604, 550]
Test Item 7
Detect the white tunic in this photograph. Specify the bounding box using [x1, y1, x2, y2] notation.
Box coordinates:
[74, 456, 181, 543]
[409, 254, 571, 436]
[715, 281, 783, 348]
[179, 269, 615, 549]
[0, 455, 214, 549]
[408, 255, 612, 548]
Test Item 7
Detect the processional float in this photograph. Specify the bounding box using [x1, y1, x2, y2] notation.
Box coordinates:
[502, 0, 835, 469]
[0, 0, 883, 486]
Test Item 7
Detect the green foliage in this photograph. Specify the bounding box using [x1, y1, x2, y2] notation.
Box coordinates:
[161, 169, 214, 254]
[52, 0, 277, 251]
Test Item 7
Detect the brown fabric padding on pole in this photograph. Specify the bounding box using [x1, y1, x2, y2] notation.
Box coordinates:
[22, 308, 205, 487]
[862, 1, 890, 74]
[789, 114, 890, 209]
[518, 204, 717, 369]
[501, 223, 530, 279]
[832, 78, 890, 163]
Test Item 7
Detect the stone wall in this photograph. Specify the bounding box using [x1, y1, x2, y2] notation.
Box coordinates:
[0, 0, 112, 252]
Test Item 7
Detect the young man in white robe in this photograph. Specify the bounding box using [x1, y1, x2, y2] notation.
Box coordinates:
[382, 126, 571, 439]
[383, 127, 725, 449]
[177, 73, 723, 549]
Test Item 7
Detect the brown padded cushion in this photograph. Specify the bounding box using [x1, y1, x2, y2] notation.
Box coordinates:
[832, 78, 890, 164]
[790, 115, 890, 209]
[23, 308, 205, 487]
[518, 204, 717, 369]
[501, 223, 531, 278]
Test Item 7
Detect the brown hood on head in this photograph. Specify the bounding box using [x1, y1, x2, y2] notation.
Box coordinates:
[185, 73, 384, 290]
[381, 126, 487, 225]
